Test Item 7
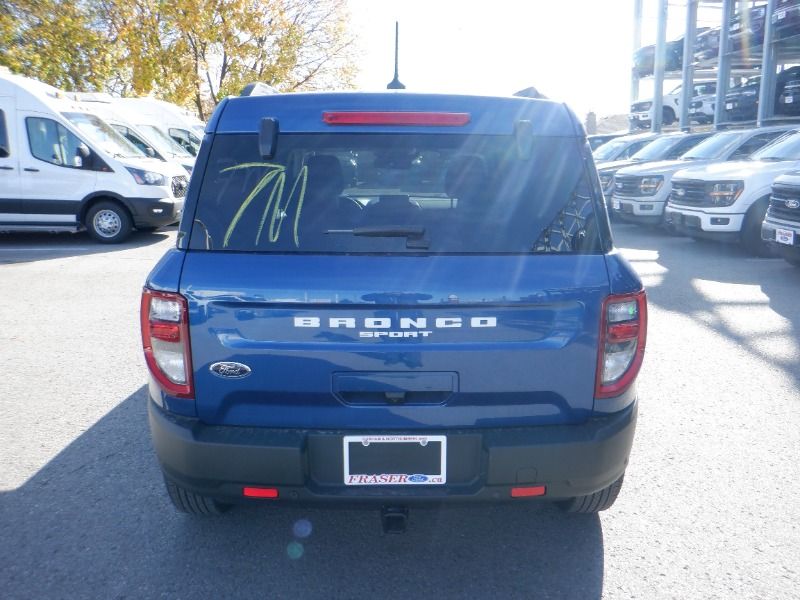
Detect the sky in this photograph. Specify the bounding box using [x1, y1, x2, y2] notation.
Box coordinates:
[347, 0, 724, 119]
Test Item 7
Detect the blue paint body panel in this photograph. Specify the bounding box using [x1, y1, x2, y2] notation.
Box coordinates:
[214, 92, 579, 136]
[178, 253, 611, 429]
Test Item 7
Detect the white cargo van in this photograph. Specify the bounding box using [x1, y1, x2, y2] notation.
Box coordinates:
[112, 97, 204, 155]
[0, 70, 187, 243]
[71, 92, 195, 174]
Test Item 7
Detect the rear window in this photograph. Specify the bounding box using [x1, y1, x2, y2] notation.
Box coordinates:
[189, 133, 602, 254]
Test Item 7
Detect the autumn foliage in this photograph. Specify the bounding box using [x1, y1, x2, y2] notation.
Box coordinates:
[1, 0, 356, 118]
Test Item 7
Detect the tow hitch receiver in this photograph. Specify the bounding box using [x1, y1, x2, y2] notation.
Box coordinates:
[381, 506, 409, 534]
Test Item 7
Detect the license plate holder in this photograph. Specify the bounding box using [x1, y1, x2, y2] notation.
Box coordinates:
[612, 199, 621, 210]
[343, 435, 447, 485]
[776, 227, 795, 245]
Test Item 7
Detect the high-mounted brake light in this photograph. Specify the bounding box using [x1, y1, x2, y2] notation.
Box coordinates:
[322, 111, 471, 126]
[141, 288, 194, 398]
[595, 290, 647, 399]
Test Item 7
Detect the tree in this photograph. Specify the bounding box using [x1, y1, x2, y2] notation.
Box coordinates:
[1, 0, 357, 118]
[0, 1, 116, 91]
[156, 0, 357, 119]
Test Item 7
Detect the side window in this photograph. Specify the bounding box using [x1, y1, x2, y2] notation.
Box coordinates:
[729, 132, 785, 160]
[666, 136, 705, 159]
[118, 127, 150, 155]
[0, 109, 9, 157]
[622, 141, 647, 158]
[26, 117, 86, 168]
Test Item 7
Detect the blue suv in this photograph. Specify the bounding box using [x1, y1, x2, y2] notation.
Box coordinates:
[141, 92, 647, 518]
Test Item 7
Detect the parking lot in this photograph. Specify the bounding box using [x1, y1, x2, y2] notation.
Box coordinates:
[1, 224, 799, 599]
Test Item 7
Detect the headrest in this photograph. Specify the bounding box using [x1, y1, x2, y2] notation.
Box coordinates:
[305, 155, 344, 197]
[444, 155, 487, 199]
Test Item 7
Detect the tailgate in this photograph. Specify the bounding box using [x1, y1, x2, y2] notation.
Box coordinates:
[181, 253, 609, 429]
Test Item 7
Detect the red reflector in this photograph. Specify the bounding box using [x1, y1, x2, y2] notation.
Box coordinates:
[243, 487, 279, 499]
[511, 485, 547, 498]
[607, 321, 639, 342]
[323, 111, 471, 126]
[150, 321, 181, 342]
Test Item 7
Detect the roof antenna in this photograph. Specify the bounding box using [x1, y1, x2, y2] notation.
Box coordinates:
[386, 22, 405, 90]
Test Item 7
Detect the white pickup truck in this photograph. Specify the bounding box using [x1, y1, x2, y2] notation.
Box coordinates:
[762, 171, 800, 267]
[665, 128, 800, 255]
[630, 81, 716, 129]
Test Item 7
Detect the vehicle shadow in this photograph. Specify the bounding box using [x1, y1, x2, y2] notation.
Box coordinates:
[615, 224, 800, 388]
[0, 387, 604, 599]
[0, 228, 174, 265]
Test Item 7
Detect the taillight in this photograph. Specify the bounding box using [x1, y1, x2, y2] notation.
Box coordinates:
[595, 291, 647, 399]
[141, 288, 194, 398]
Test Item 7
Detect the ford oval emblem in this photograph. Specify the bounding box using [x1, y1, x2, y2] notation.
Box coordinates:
[408, 474, 428, 483]
[676, 187, 685, 196]
[210, 362, 252, 379]
[785, 199, 800, 209]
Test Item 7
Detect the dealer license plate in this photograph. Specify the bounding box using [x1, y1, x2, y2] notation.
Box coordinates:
[726, 102, 734, 110]
[612, 199, 621, 210]
[343, 435, 447, 485]
[776, 228, 795, 245]
[786, 96, 794, 104]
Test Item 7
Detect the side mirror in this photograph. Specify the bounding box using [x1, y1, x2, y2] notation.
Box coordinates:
[77, 144, 91, 159]
[259, 117, 279, 159]
[145, 147, 155, 158]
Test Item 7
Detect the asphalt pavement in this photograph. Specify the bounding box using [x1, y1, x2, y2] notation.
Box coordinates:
[0, 224, 798, 599]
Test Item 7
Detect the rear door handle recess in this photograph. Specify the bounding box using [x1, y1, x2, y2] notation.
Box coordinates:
[0, 166, 14, 170]
[23, 167, 40, 172]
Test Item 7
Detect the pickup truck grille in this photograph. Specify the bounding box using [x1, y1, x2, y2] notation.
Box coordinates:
[690, 100, 703, 110]
[612, 175, 641, 197]
[670, 180, 709, 206]
[172, 176, 189, 198]
[769, 185, 800, 223]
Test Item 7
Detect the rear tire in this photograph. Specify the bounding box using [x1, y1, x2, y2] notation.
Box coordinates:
[163, 477, 230, 515]
[557, 474, 625, 513]
[85, 201, 133, 244]
[663, 107, 676, 125]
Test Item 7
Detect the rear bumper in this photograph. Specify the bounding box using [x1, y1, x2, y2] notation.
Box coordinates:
[149, 398, 638, 504]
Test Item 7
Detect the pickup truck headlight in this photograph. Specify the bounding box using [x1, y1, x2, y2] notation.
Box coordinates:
[639, 176, 663, 196]
[709, 181, 744, 206]
[126, 167, 168, 186]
